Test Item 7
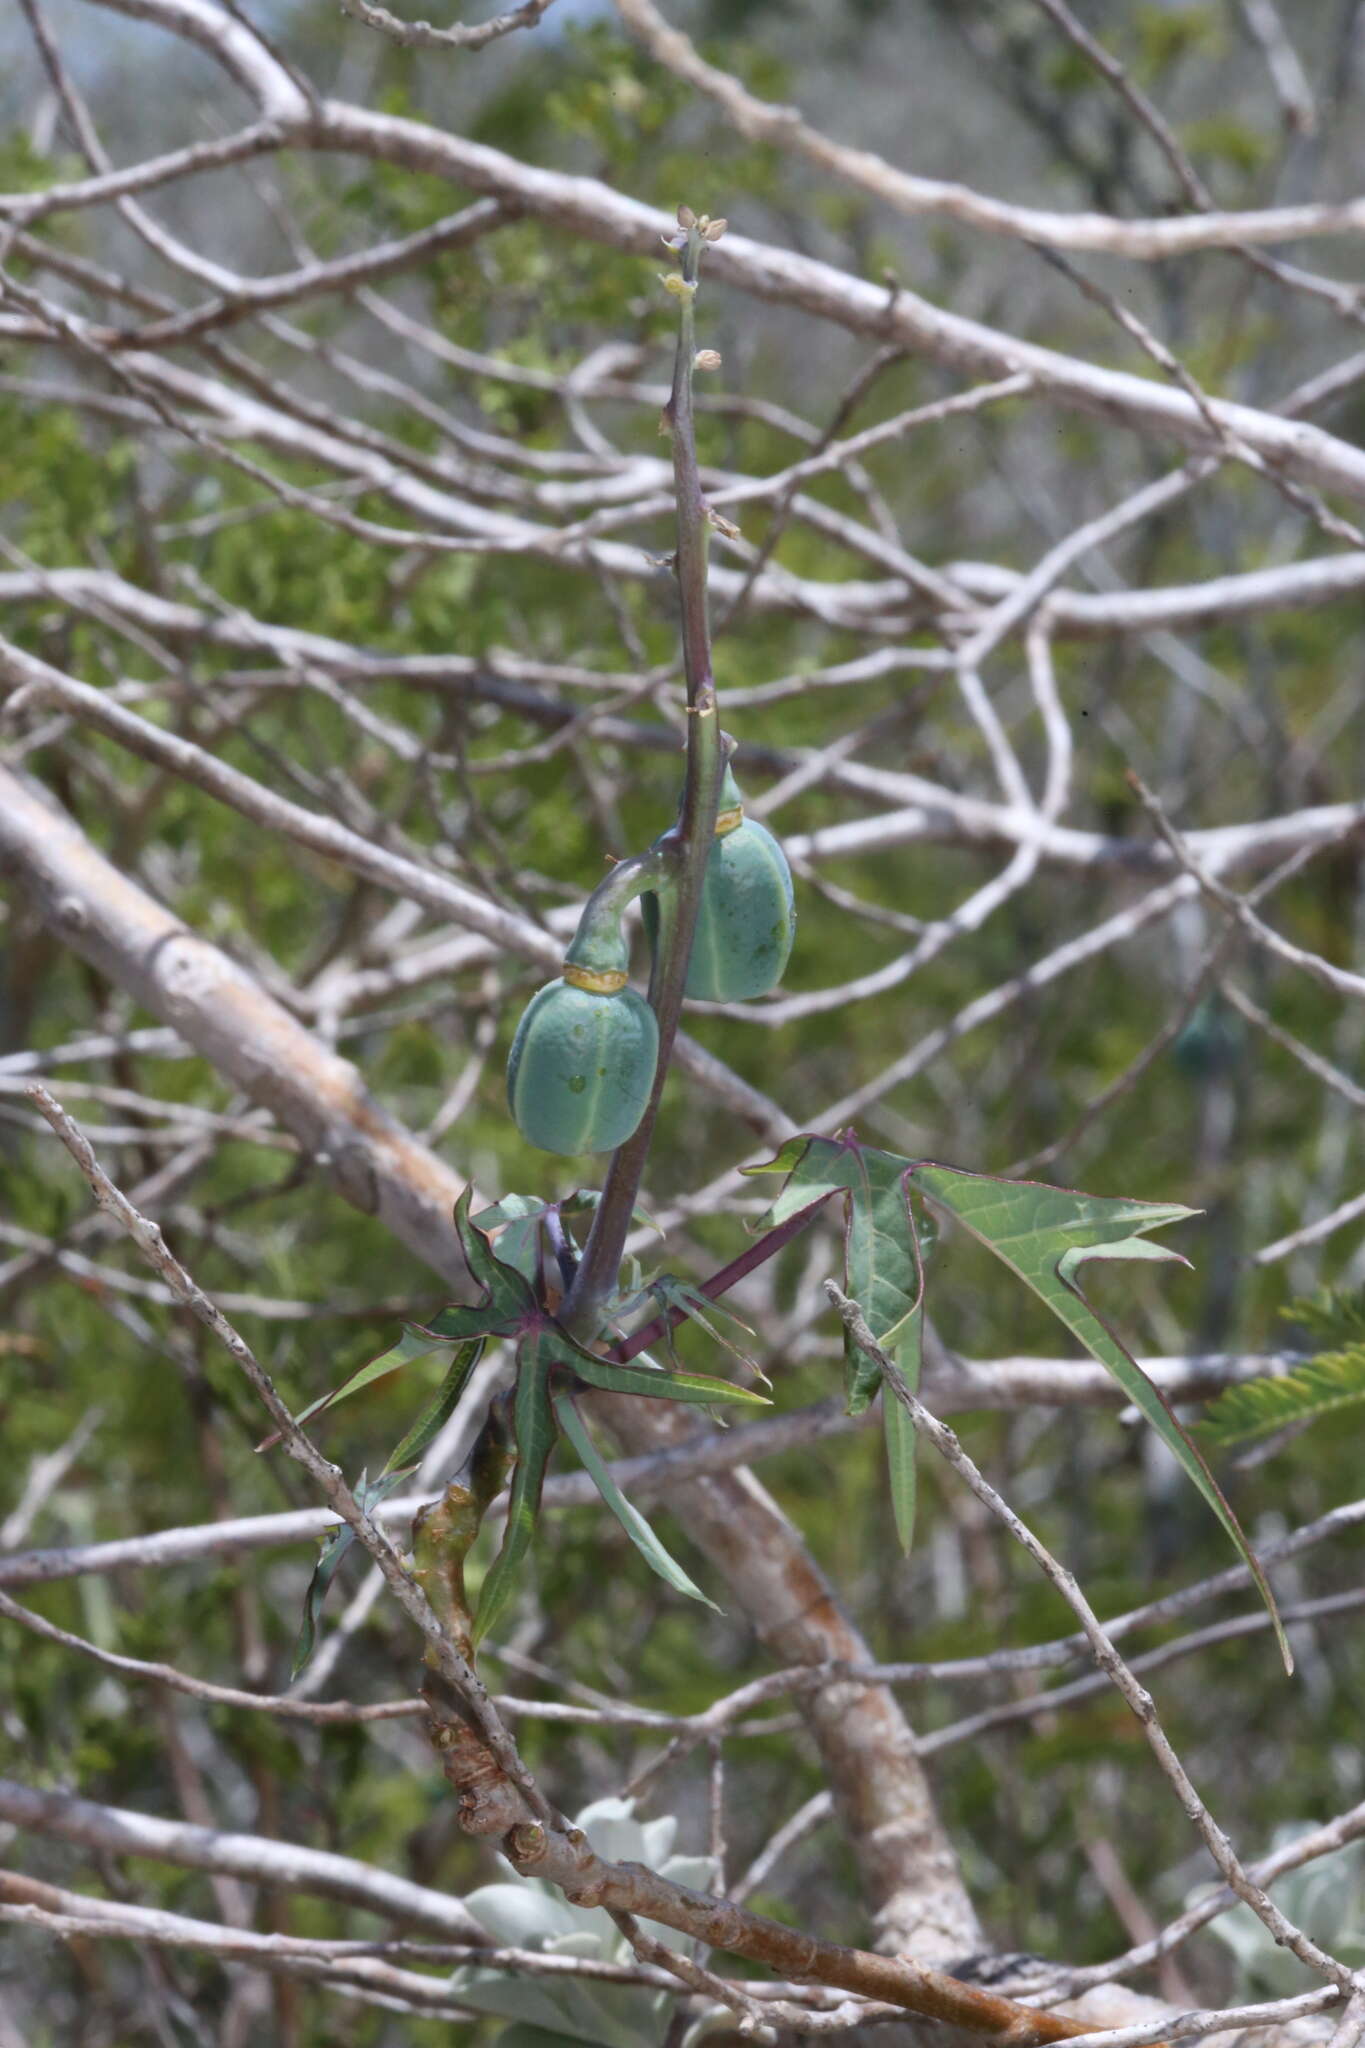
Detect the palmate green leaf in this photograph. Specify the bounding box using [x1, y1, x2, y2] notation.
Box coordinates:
[911, 1164, 1291, 1673]
[569, 1350, 769, 1407]
[449, 1185, 538, 1334]
[287, 1334, 483, 1660]
[293, 1470, 408, 1678]
[839, 1147, 922, 1416]
[877, 1227, 927, 1556]
[289, 1344, 480, 1667]
[647, 1275, 764, 1382]
[1197, 1347, 1365, 1450]
[882, 1374, 919, 1554]
[746, 1132, 920, 1414]
[472, 1192, 555, 1286]
[552, 1392, 719, 1611]
[424, 1301, 516, 1344]
[558, 1189, 661, 1237]
[382, 1337, 484, 1477]
[742, 1134, 839, 1219]
[288, 1325, 458, 1436]
[473, 1195, 549, 1230]
[470, 1293, 764, 1644]
[473, 1192, 662, 1289]
[473, 1332, 558, 1646]
[746, 1131, 926, 1549]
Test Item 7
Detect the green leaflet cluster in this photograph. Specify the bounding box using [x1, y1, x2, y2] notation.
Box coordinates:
[1196, 1286, 1365, 1451]
[745, 1130, 1290, 1671]
[505, 759, 795, 1157]
[291, 1190, 766, 1670]
[289, 1131, 1289, 1677]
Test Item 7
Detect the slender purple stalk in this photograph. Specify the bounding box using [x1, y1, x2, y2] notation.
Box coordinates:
[561, 212, 726, 1342]
[605, 1195, 831, 1365]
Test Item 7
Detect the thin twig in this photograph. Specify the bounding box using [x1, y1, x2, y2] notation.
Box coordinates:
[23, 1083, 548, 1820]
[827, 1283, 1355, 1993]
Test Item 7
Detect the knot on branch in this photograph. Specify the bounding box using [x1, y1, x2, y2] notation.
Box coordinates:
[506, 1821, 548, 1864]
[421, 1674, 527, 1837]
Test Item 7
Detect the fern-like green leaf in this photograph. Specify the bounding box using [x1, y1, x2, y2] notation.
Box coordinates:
[1279, 1287, 1365, 1348]
[1197, 1348, 1365, 1450]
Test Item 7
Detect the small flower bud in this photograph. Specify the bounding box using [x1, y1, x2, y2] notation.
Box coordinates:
[694, 348, 722, 371]
[702, 216, 728, 242]
[660, 272, 697, 300]
[676, 202, 696, 229]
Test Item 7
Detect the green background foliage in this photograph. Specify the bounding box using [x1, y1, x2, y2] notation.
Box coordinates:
[2, 2, 1364, 2041]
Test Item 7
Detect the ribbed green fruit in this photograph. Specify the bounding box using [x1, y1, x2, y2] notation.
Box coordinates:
[644, 818, 796, 1002]
[506, 978, 659, 1155]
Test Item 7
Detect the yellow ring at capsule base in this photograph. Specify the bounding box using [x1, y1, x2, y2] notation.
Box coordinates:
[562, 963, 629, 995]
[714, 805, 744, 837]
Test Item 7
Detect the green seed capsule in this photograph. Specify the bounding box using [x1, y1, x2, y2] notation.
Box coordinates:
[686, 814, 796, 1001]
[643, 788, 796, 1003]
[506, 972, 659, 1156]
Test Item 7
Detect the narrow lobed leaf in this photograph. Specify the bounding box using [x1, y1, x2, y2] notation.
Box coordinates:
[746, 1132, 923, 1415]
[553, 1391, 719, 1610]
[911, 1164, 1290, 1673]
[292, 1470, 410, 1677]
[473, 1335, 559, 1646]
[257, 1324, 460, 1452]
[452, 1185, 538, 1330]
[381, 1337, 484, 1477]
[569, 1350, 769, 1407]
